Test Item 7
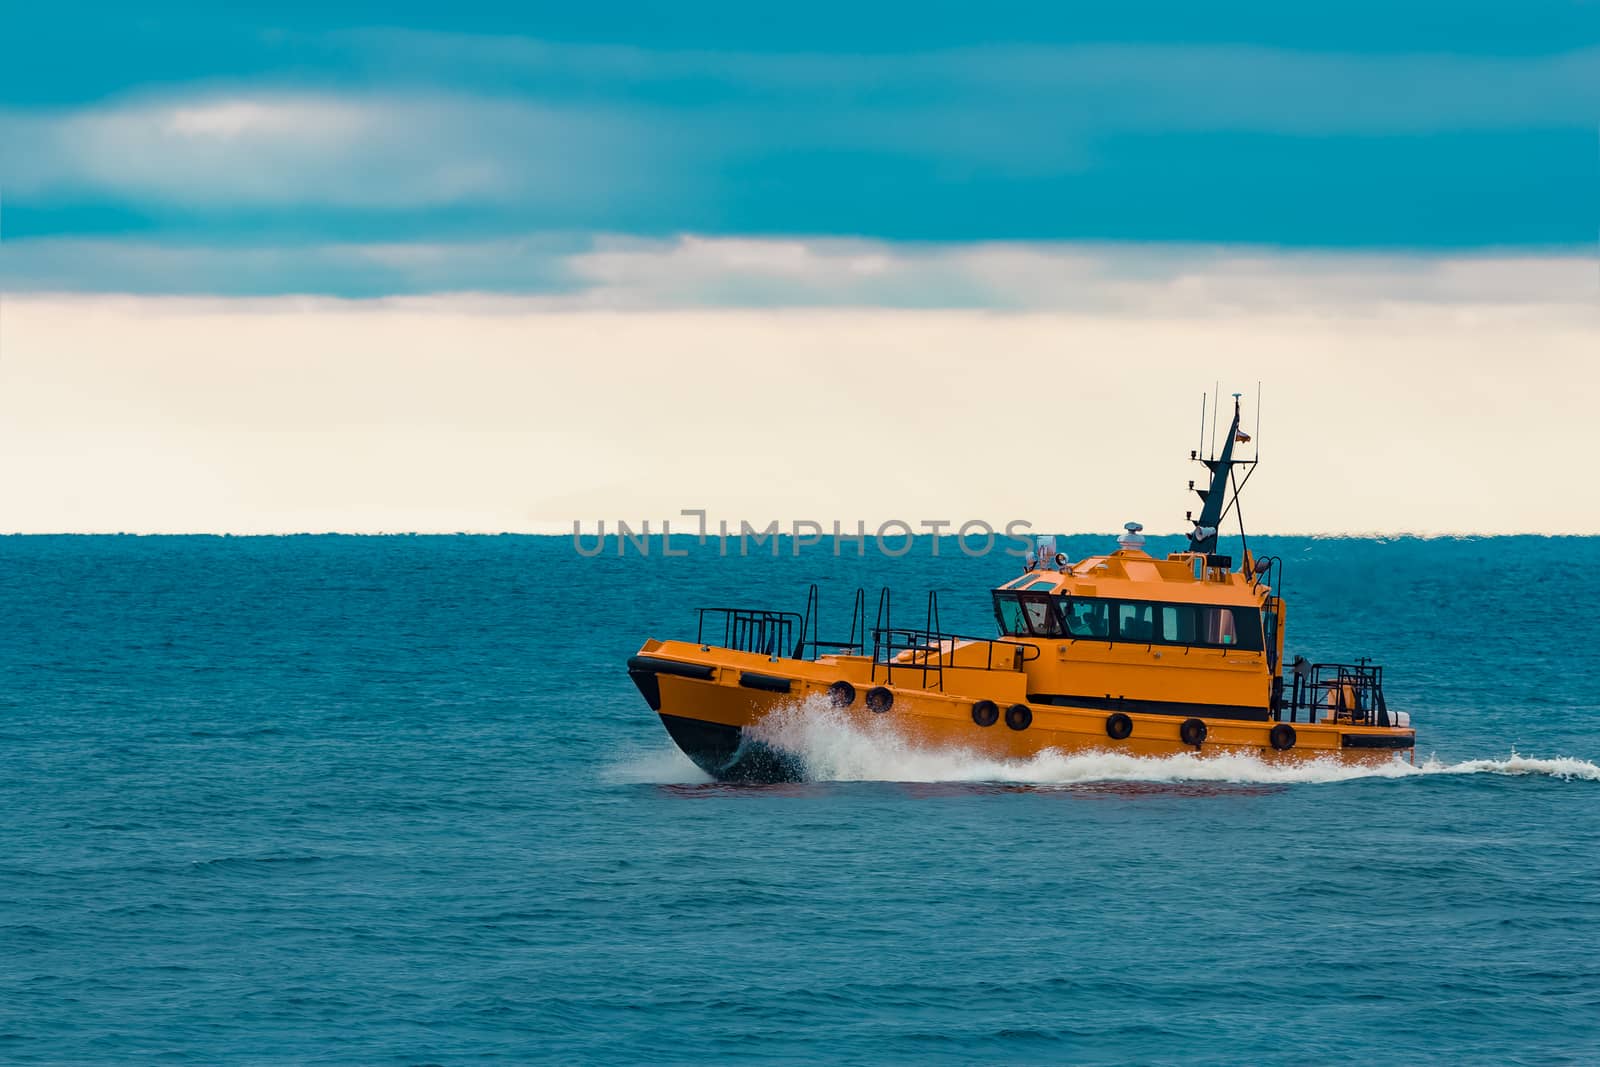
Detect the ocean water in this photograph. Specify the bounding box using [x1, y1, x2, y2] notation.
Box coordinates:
[3, 534, 1598, 1065]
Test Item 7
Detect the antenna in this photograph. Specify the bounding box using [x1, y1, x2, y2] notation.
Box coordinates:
[1210, 381, 1219, 458]
[1197, 394, 1207, 456]
[1255, 380, 1262, 460]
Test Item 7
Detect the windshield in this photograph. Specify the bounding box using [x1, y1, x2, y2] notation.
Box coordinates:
[993, 592, 1063, 636]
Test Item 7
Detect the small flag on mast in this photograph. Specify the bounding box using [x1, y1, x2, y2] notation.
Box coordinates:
[1235, 429, 1252, 443]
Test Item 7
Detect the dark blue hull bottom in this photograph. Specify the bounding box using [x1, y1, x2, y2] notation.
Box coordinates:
[658, 713, 804, 783]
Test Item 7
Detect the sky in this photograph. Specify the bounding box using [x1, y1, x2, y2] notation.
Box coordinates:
[1, 3, 1598, 534]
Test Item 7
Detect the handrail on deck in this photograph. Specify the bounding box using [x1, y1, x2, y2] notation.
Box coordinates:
[870, 626, 1037, 691]
[1278, 658, 1391, 726]
[695, 606, 805, 658]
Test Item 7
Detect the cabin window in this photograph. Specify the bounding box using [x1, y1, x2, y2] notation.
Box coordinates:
[1060, 597, 1262, 651]
[1197, 606, 1264, 651]
[1203, 607, 1237, 645]
[1115, 602, 1156, 642]
[1063, 598, 1110, 638]
[1159, 604, 1198, 643]
[1022, 595, 1063, 636]
[993, 593, 1029, 635]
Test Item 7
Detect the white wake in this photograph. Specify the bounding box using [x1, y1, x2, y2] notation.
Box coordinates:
[609, 696, 1599, 786]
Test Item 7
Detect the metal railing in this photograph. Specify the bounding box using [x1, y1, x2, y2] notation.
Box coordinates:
[798, 585, 867, 656]
[692, 585, 1036, 688]
[870, 628, 1035, 691]
[694, 584, 863, 660]
[1279, 658, 1392, 725]
[696, 607, 805, 658]
[868, 588, 1035, 691]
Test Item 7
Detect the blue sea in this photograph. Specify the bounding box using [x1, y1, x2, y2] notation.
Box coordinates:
[3, 534, 1597, 1065]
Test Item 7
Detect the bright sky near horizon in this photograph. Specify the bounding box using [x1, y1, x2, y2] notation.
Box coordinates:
[2, 4, 1598, 534]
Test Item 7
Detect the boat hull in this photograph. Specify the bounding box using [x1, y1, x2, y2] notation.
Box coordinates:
[630, 642, 1415, 783]
[657, 712, 808, 782]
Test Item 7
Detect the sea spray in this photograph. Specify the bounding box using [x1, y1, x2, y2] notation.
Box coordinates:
[601, 745, 713, 785]
[612, 694, 1600, 786]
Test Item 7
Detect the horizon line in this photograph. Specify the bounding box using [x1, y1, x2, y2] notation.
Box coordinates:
[3, 529, 1595, 540]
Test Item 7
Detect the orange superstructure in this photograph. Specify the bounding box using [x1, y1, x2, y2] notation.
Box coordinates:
[628, 394, 1413, 780]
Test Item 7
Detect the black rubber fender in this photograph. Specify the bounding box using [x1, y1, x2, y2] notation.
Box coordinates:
[865, 686, 894, 714]
[1105, 712, 1133, 740]
[1179, 717, 1207, 746]
[739, 671, 792, 693]
[627, 655, 715, 681]
[828, 681, 856, 708]
[1270, 723, 1297, 751]
[1004, 703, 1033, 731]
[971, 700, 999, 727]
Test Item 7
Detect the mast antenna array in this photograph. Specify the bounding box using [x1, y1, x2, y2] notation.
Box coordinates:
[1186, 387, 1260, 562]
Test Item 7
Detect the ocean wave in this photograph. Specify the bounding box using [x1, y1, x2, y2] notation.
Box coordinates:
[612, 698, 1600, 786]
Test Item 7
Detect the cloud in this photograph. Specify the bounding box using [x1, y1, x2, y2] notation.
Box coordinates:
[560, 237, 1600, 315]
[4, 38, 1597, 223]
[333, 32, 1600, 135]
[0, 234, 587, 297]
[6, 234, 1597, 316]
[0, 91, 658, 210]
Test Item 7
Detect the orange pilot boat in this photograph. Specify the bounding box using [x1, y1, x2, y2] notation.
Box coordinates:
[628, 394, 1415, 781]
